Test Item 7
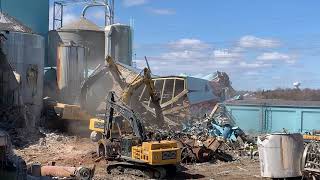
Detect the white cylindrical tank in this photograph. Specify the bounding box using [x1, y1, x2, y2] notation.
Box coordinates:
[258, 133, 304, 178]
[105, 24, 132, 66]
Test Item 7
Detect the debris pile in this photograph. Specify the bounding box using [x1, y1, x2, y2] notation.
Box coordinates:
[182, 104, 246, 144]
[167, 104, 254, 164]
[302, 141, 320, 179]
[15, 131, 97, 179]
[0, 130, 28, 179]
[205, 71, 236, 100]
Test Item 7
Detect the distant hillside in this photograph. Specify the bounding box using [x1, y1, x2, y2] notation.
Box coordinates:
[255, 88, 320, 101]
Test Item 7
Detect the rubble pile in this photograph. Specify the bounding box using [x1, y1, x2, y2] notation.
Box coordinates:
[205, 71, 236, 100]
[163, 104, 256, 164]
[182, 104, 246, 144]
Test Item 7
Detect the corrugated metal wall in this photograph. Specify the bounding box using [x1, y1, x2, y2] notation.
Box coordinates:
[225, 104, 320, 135]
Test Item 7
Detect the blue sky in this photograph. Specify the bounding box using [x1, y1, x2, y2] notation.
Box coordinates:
[49, 0, 320, 90]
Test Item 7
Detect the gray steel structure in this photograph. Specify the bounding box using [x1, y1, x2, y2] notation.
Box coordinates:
[48, 17, 105, 69]
[48, 17, 105, 104]
[53, 0, 114, 30]
[56, 45, 85, 104]
[105, 24, 133, 66]
[1, 31, 45, 127]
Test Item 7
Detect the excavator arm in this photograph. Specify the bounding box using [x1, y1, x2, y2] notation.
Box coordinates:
[80, 56, 126, 109]
[105, 91, 147, 141]
[121, 68, 165, 125]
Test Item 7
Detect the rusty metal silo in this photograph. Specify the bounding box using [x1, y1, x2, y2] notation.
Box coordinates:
[48, 17, 105, 104]
[56, 45, 85, 104]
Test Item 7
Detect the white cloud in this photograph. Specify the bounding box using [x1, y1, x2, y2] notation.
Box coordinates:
[148, 8, 176, 15]
[123, 0, 148, 7]
[169, 38, 210, 50]
[49, 5, 78, 29]
[239, 61, 271, 68]
[134, 37, 301, 90]
[63, 13, 78, 25]
[239, 35, 280, 48]
[245, 71, 260, 76]
[212, 49, 241, 59]
[161, 50, 206, 60]
[257, 52, 295, 63]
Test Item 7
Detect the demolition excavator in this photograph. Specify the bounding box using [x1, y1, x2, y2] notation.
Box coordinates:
[87, 56, 165, 135]
[92, 91, 181, 179]
[49, 56, 165, 132]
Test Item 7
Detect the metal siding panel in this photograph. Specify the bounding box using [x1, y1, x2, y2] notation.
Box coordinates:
[301, 111, 320, 132]
[267, 109, 296, 133]
[227, 106, 262, 134]
[226, 105, 320, 134]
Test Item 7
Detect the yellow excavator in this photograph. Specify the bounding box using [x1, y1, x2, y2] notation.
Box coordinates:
[91, 91, 181, 179]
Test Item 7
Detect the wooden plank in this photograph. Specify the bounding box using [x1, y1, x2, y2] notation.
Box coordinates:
[163, 104, 189, 115]
[160, 79, 166, 104]
[141, 103, 178, 126]
[139, 85, 146, 101]
[160, 89, 188, 109]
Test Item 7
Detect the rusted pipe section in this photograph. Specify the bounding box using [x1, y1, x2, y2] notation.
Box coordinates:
[30, 164, 94, 180]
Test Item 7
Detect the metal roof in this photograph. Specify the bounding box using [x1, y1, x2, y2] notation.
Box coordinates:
[59, 17, 102, 31]
[0, 12, 33, 33]
[225, 99, 320, 108]
[186, 76, 219, 104]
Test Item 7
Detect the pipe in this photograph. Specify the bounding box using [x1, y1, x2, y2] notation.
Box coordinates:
[82, 4, 106, 17]
[81, 3, 113, 26]
[40, 166, 94, 179]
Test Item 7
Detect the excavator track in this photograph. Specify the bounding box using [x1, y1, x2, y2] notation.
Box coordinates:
[106, 162, 168, 179]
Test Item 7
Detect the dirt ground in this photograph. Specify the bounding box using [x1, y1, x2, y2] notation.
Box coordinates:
[14, 132, 261, 180]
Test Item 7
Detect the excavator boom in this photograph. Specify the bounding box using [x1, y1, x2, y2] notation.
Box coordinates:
[105, 91, 147, 141]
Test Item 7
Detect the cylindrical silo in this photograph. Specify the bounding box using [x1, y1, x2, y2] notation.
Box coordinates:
[105, 24, 132, 66]
[48, 17, 105, 104]
[56, 45, 85, 104]
[48, 17, 105, 70]
[1, 31, 45, 127]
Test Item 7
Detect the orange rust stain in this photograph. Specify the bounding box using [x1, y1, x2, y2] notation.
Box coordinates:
[56, 47, 62, 89]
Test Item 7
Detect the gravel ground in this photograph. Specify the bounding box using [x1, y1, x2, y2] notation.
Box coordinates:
[14, 133, 262, 180]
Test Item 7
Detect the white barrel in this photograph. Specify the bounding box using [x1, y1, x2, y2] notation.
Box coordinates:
[258, 133, 304, 178]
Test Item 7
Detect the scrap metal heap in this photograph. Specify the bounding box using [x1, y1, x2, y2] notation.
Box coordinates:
[153, 103, 254, 164]
[302, 141, 320, 179]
